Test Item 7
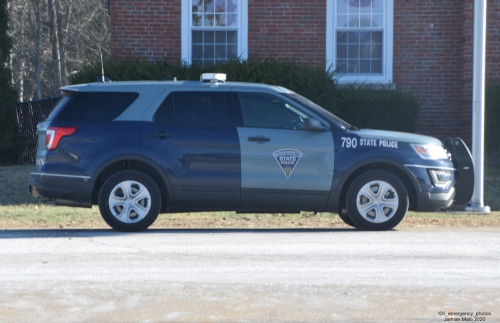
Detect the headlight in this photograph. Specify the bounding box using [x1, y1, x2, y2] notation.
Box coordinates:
[429, 169, 453, 188]
[411, 144, 449, 160]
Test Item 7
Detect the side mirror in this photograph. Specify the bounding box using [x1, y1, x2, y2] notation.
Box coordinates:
[303, 118, 327, 132]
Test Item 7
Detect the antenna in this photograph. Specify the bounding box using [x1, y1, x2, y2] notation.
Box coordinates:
[96, 51, 111, 83]
[100, 50, 105, 83]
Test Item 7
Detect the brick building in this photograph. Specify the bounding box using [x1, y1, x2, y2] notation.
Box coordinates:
[109, 0, 500, 141]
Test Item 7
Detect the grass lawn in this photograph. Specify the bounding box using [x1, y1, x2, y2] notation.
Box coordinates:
[1, 166, 499, 229]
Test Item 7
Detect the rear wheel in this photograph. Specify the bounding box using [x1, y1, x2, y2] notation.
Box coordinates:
[346, 170, 408, 230]
[98, 171, 161, 231]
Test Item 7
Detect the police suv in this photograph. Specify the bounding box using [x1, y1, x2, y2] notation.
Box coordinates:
[28, 73, 474, 231]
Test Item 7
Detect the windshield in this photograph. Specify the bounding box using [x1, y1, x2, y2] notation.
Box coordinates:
[284, 92, 353, 130]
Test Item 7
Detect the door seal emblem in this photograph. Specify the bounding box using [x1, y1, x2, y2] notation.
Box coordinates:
[273, 149, 302, 179]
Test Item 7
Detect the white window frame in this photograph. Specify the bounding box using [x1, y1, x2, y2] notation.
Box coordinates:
[181, 0, 248, 64]
[326, 0, 393, 84]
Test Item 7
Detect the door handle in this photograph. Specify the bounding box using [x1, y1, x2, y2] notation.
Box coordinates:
[248, 136, 270, 142]
[149, 131, 172, 139]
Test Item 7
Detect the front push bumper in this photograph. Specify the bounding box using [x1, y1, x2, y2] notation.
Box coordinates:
[444, 137, 474, 205]
[408, 137, 474, 212]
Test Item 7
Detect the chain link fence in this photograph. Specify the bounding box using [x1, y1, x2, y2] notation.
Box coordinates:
[1, 97, 60, 166]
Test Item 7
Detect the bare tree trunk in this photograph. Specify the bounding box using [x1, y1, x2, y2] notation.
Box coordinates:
[47, 0, 61, 94]
[19, 14, 24, 102]
[8, 1, 21, 101]
[7, 1, 13, 84]
[9, 0, 110, 99]
[11, 2, 26, 102]
[33, 0, 42, 99]
[55, 0, 67, 86]
[19, 61, 25, 101]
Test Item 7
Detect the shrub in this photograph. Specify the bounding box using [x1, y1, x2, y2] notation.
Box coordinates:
[70, 58, 418, 133]
[0, 0, 17, 152]
[485, 82, 500, 155]
[70, 58, 342, 115]
[0, 66, 17, 150]
[335, 83, 419, 133]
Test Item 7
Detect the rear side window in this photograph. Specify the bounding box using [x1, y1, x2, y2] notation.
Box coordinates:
[54, 91, 139, 122]
[154, 92, 227, 127]
[153, 94, 173, 124]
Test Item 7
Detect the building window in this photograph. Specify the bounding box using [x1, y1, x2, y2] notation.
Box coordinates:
[182, 0, 248, 65]
[326, 0, 393, 84]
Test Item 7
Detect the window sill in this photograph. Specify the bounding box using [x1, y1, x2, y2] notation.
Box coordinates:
[336, 76, 396, 89]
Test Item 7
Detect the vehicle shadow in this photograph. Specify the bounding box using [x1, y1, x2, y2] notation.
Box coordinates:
[0, 227, 363, 239]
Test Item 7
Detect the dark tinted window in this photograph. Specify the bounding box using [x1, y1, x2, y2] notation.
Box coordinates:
[47, 94, 72, 121]
[238, 92, 309, 129]
[153, 94, 173, 124]
[285, 92, 350, 129]
[55, 92, 139, 121]
[172, 92, 227, 127]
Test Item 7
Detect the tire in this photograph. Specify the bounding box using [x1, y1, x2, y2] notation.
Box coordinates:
[346, 170, 409, 230]
[98, 171, 161, 232]
[338, 208, 358, 228]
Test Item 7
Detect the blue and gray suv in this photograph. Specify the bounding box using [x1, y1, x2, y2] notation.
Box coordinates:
[29, 73, 474, 231]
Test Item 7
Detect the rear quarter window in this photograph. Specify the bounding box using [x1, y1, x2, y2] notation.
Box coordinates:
[154, 91, 228, 127]
[53, 91, 139, 122]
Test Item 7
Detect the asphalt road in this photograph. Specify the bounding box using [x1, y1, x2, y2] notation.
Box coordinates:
[0, 228, 499, 323]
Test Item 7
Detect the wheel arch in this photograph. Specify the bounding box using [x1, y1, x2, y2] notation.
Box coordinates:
[91, 155, 172, 213]
[336, 160, 419, 213]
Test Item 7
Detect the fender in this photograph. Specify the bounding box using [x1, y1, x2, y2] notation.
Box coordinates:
[90, 154, 175, 206]
[327, 156, 420, 212]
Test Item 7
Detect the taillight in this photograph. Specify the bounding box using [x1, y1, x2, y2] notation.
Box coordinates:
[46, 127, 78, 151]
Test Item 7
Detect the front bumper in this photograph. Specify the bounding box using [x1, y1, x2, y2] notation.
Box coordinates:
[28, 171, 93, 207]
[415, 187, 456, 212]
[406, 137, 474, 212]
[406, 165, 457, 212]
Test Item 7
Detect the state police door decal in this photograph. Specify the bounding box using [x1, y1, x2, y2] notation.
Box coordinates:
[273, 149, 302, 179]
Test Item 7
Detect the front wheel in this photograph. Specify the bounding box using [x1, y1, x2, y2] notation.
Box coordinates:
[338, 208, 357, 228]
[98, 171, 161, 232]
[346, 170, 409, 230]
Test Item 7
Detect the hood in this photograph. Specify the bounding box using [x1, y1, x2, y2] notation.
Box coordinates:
[356, 129, 443, 146]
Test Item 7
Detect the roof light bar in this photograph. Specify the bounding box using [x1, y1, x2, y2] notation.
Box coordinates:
[200, 73, 226, 83]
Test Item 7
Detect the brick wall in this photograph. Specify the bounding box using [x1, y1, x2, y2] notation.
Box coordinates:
[463, 0, 473, 144]
[247, 0, 326, 67]
[485, 0, 500, 80]
[108, 0, 500, 143]
[463, 0, 500, 94]
[461, 0, 500, 144]
[110, 0, 181, 59]
[393, 0, 468, 141]
[393, 0, 500, 143]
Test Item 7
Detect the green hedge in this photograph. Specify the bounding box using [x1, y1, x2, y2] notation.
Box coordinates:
[0, 0, 17, 152]
[336, 83, 419, 133]
[486, 82, 500, 155]
[70, 58, 418, 132]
